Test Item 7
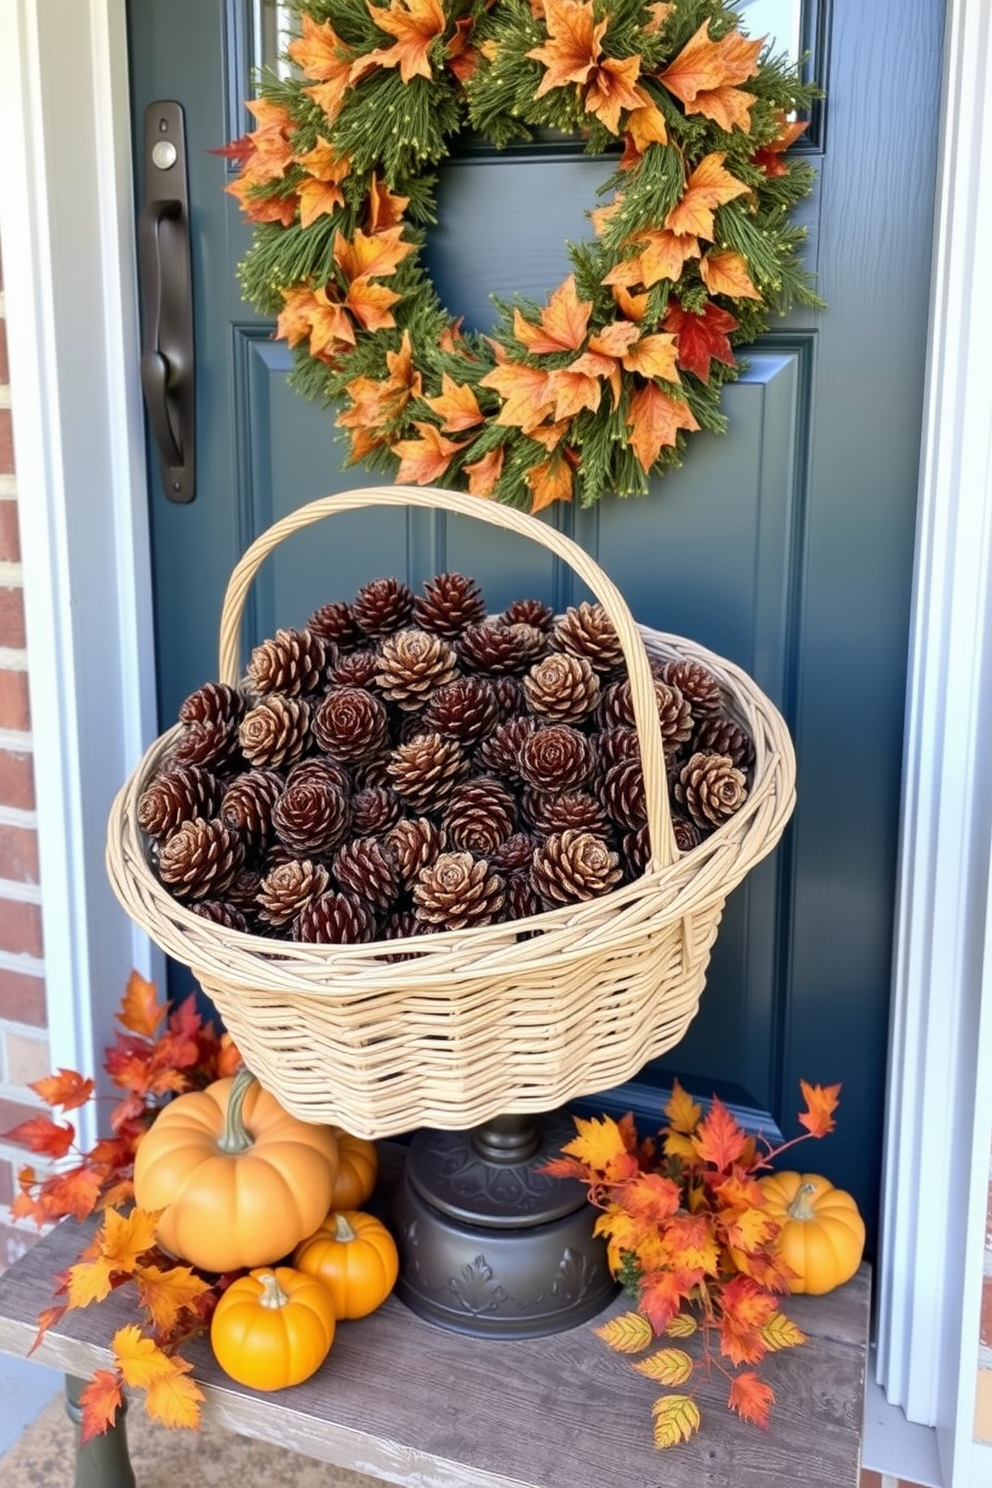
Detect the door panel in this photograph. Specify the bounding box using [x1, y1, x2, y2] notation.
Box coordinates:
[127, 0, 944, 1245]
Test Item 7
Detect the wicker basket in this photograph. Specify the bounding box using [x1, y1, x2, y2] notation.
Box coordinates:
[106, 485, 796, 1138]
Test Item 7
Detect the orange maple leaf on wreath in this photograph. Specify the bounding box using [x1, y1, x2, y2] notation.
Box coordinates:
[478, 360, 556, 434]
[700, 249, 761, 300]
[391, 421, 468, 484]
[659, 20, 764, 133]
[291, 15, 355, 124]
[513, 274, 593, 355]
[527, 0, 643, 136]
[664, 152, 750, 242]
[422, 373, 486, 432]
[625, 381, 700, 472]
[360, 0, 447, 85]
[463, 446, 505, 499]
[526, 451, 575, 513]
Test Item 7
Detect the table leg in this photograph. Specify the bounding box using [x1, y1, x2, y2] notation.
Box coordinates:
[64, 1375, 136, 1488]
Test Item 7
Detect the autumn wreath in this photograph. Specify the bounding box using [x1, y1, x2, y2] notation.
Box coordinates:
[228, 0, 820, 512]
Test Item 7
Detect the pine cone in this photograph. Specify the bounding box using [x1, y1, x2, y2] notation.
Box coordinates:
[312, 687, 389, 763]
[225, 867, 264, 913]
[220, 768, 284, 853]
[191, 900, 250, 933]
[597, 726, 640, 771]
[443, 776, 517, 855]
[598, 678, 694, 748]
[476, 716, 539, 782]
[385, 816, 446, 887]
[138, 765, 223, 839]
[600, 758, 647, 830]
[375, 628, 459, 709]
[256, 859, 331, 929]
[332, 837, 400, 909]
[492, 676, 526, 719]
[387, 732, 468, 812]
[293, 890, 377, 944]
[351, 786, 402, 835]
[178, 682, 245, 727]
[693, 715, 755, 772]
[422, 676, 500, 746]
[552, 602, 624, 673]
[459, 622, 547, 676]
[307, 600, 359, 651]
[530, 830, 621, 906]
[351, 753, 392, 790]
[272, 778, 351, 857]
[675, 752, 748, 830]
[331, 650, 380, 689]
[490, 831, 537, 873]
[523, 652, 600, 723]
[412, 851, 506, 930]
[245, 627, 330, 698]
[239, 696, 310, 769]
[352, 577, 414, 638]
[622, 824, 651, 877]
[286, 756, 353, 794]
[170, 717, 241, 772]
[381, 907, 425, 960]
[157, 818, 245, 901]
[506, 871, 542, 920]
[523, 789, 610, 837]
[518, 724, 596, 792]
[413, 572, 487, 638]
[672, 814, 703, 853]
[659, 658, 723, 720]
[500, 597, 555, 632]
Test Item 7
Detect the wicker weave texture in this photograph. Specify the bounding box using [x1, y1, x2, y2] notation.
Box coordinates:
[105, 486, 796, 1137]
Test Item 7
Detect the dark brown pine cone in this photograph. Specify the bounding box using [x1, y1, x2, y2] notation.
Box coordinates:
[443, 776, 517, 855]
[476, 715, 538, 782]
[506, 871, 542, 920]
[190, 900, 250, 933]
[239, 696, 310, 769]
[459, 622, 547, 676]
[600, 758, 648, 830]
[597, 726, 641, 770]
[598, 678, 694, 748]
[256, 858, 331, 929]
[385, 816, 446, 886]
[351, 786, 402, 835]
[491, 676, 527, 718]
[530, 830, 622, 906]
[675, 751, 748, 830]
[352, 577, 414, 638]
[622, 824, 651, 876]
[523, 652, 600, 723]
[523, 789, 610, 837]
[412, 851, 506, 930]
[225, 867, 264, 913]
[351, 753, 392, 789]
[500, 597, 555, 632]
[285, 756, 353, 794]
[332, 836, 400, 909]
[272, 778, 351, 857]
[422, 676, 500, 745]
[381, 907, 425, 960]
[387, 732, 468, 812]
[138, 765, 224, 839]
[518, 724, 596, 792]
[659, 658, 723, 720]
[672, 814, 703, 853]
[331, 650, 380, 689]
[552, 602, 625, 673]
[490, 831, 537, 873]
[292, 890, 377, 944]
[178, 682, 245, 727]
[220, 769, 283, 853]
[693, 714, 755, 772]
[312, 687, 389, 763]
[157, 818, 245, 901]
[307, 600, 359, 651]
[171, 717, 241, 772]
[375, 629, 459, 709]
[413, 572, 487, 637]
[245, 627, 330, 698]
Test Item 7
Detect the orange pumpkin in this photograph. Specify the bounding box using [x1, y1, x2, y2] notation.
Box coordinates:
[133, 1067, 339, 1273]
[329, 1128, 378, 1210]
[758, 1171, 865, 1295]
[210, 1266, 336, 1391]
[292, 1209, 399, 1319]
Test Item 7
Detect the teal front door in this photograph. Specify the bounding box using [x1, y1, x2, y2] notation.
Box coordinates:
[126, 0, 944, 1246]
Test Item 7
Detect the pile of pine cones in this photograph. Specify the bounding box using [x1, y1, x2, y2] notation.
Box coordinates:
[136, 574, 755, 944]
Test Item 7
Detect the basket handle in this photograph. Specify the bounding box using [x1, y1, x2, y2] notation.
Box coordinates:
[218, 484, 675, 872]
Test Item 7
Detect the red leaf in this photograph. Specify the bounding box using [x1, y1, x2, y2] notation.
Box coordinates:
[30, 1069, 95, 1112]
[3, 1116, 76, 1159]
[728, 1371, 775, 1428]
[30, 1302, 67, 1353]
[662, 298, 739, 382]
[690, 1098, 748, 1171]
[797, 1080, 841, 1138]
[79, 1368, 125, 1442]
[638, 1268, 687, 1334]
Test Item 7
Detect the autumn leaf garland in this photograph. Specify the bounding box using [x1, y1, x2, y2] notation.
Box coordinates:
[231, 0, 821, 512]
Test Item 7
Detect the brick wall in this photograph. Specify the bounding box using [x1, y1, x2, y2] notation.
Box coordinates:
[0, 232, 49, 1269]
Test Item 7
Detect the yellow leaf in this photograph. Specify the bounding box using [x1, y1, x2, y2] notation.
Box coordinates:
[594, 1309, 654, 1353]
[112, 1326, 179, 1391]
[632, 1347, 693, 1386]
[561, 1113, 630, 1173]
[652, 1393, 701, 1449]
[362, 0, 447, 84]
[664, 1313, 698, 1338]
[664, 1079, 702, 1134]
[66, 1255, 117, 1309]
[134, 1262, 213, 1336]
[144, 1359, 204, 1432]
[760, 1311, 807, 1352]
[117, 971, 165, 1038]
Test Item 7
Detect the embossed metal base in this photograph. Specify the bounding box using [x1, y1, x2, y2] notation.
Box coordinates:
[390, 1112, 618, 1339]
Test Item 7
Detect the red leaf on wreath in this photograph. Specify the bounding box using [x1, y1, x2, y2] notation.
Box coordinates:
[625, 382, 699, 471]
[361, 0, 447, 85]
[513, 275, 592, 355]
[662, 299, 739, 382]
[753, 114, 808, 177]
[728, 1371, 775, 1429]
[392, 422, 467, 484]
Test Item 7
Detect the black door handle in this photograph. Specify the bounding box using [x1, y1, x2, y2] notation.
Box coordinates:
[138, 104, 196, 502]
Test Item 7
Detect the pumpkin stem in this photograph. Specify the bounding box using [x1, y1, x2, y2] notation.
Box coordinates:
[216, 1066, 258, 1154]
[256, 1270, 290, 1310]
[332, 1213, 357, 1243]
[786, 1181, 819, 1222]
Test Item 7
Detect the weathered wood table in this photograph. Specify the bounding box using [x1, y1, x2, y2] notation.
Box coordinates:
[0, 1153, 871, 1488]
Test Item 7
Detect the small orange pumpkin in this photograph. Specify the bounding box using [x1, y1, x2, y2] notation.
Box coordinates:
[210, 1266, 336, 1391]
[292, 1209, 399, 1320]
[758, 1171, 865, 1295]
[329, 1127, 378, 1210]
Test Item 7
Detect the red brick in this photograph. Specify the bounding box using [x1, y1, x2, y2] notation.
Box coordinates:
[859, 1474, 882, 1488]
[0, 967, 46, 1025]
[0, 898, 42, 957]
[0, 409, 12, 475]
[0, 668, 30, 731]
[0, 749, 36, 810]
[0, 1095, 44, 1142]
[0, 587, 25, 648]
[0, 502, 21, 562]
[0, 824, 38, 882]
[0, 1156, 13, 1205]
[0, 320, 8, 386]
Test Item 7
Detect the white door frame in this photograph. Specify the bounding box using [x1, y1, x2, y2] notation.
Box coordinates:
[0, 1, 989, 1480]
